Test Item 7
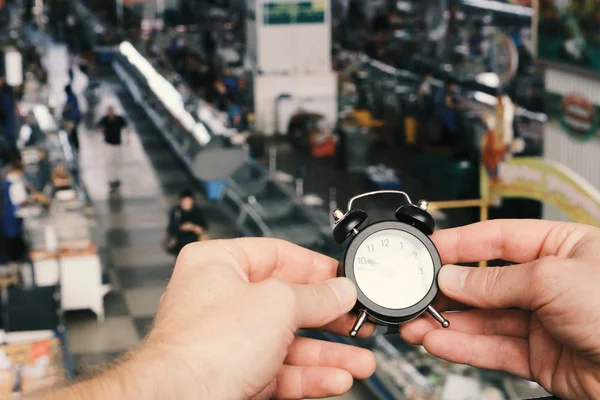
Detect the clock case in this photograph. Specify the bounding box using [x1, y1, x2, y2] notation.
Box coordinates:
[332, 192, 449, 336]
[337, 221, 442, 326]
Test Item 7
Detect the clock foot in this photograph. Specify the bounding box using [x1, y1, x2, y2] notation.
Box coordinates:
[349, 309, 368, 338]
[427, 305, 450, 328]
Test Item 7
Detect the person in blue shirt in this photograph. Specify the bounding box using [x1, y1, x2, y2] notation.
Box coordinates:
[63, 84, 82, 151]
[226, 96, 244, 132]
[1, 157, 28, 264]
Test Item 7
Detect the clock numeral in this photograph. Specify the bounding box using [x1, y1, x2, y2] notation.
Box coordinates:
[367, 244, 375, 253]
[419, 267, 423, 275]
[412, 251, 418, 259]
[400, 242, 403, 249]
[358, 257, 367, 265]
[381, 239, 390, 247]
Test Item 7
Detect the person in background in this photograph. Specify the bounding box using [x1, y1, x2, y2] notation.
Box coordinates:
[226, 96, 243, 132]
[166, 190, 209, 256]
[63, 84, 82, 151]
[1, 157, 29, 273]
[47, 163, 73, 201]
[0, 76, 16, 149]
[214, 80, 228, 112]
[417, 73, 436, 120]
[96, 106, 129, 192]
[439, 81, 461, 146]
[202, 29, 217, 58]
[33, 149, 52, 194]
[18, 111, 44, 148]
[51, 164, 72, 189]
[469, 19, 486, 57]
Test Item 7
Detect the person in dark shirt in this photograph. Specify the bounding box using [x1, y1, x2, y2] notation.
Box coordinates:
[96, 106, 129, 191]
[0, 76, 16, 149]
[166, 189, 209, 256]
[440, 81, 461, 146]
[63, 85, 82, 151]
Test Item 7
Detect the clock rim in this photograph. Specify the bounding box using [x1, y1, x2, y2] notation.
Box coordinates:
[341, 221, 442, 323]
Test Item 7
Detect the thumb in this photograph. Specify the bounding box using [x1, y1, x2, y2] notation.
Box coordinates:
[438, 259, 559, 310]
[291, 278, 357, 329]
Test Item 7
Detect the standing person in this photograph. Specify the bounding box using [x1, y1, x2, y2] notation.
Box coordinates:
[96, 106, 129, 192]
[1, 158, 29, 274]
[62, 85, 81, 151]
[226, 96, 243, 132]
[165, 190, 209, 256]
[0, 76, 16, 149]
[417, 73, 436, 120]
[439, 81, 461, 146]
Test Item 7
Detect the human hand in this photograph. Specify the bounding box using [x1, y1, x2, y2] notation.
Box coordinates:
[402, 220, 600, 400]
[140, 239, 376, 400]
[180, 222, 195, 232]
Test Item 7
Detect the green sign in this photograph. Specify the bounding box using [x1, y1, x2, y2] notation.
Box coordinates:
[263, 1, 326, 25]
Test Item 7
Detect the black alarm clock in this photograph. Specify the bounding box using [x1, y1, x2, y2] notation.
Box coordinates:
[332, 190, 449, 337]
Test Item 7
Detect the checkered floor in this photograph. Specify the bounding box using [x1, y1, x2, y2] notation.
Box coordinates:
[66, 78, 237, 373]
[64, 78, 371, 400]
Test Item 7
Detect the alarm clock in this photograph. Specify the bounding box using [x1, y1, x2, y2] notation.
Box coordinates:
[332, 190, 449, 337]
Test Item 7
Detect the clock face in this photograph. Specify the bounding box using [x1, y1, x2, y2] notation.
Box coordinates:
[353, 229, 435, 310]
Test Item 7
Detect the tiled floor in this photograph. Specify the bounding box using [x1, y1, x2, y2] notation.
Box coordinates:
[39, 44, 373, 397]
[63, 78, 371, 398]
[65, 75, 237, 373]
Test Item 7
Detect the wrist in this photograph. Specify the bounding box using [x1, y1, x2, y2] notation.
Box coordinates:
[43, 344, 213, 400]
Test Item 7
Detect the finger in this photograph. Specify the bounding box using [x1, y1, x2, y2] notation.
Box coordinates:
[438, 261, 559, 310]
[285, 337, 376, 380]
[268, 366, 354, 399]
[321, 314, 377, 338]
[422, 330, 532, 380]
[181, 238, 339, 284]
[292, 278, 357, 328]
[402, 309, 530, 345]
[431, 219, 592, 265]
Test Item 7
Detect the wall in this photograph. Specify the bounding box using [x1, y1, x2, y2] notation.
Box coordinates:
[249, 0, 332, 74]
[254, 72, 338, 134]
[543, 67, 600, 222]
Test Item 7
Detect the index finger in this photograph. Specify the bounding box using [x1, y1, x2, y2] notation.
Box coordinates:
[185, 238, 339, 284]
[432, 219, 593, 265]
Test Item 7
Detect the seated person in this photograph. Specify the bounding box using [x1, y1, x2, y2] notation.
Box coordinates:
[166, 190, 209, 256]
[18, 112, 45, 148]
[34, 163, 73, 205]
[51, 164, 73, 190]
[32, 150, 52, 193]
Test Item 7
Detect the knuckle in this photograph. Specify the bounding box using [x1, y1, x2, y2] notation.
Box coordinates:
[481, 267, 502, 293]
[531, 256, 558, 282]
[530, 256, 562, 305]
[177, 242, 203, 263]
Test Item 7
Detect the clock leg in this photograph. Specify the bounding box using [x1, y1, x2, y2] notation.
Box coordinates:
[349, 309, 368, 338]
[427, 305, 450, 328]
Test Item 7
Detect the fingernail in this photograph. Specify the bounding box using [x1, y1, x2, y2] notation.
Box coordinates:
[327, 278, 358, 307]
[439, 265, 468, 293]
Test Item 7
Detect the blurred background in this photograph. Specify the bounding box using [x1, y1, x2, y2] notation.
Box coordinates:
[0, 0, 598, 398]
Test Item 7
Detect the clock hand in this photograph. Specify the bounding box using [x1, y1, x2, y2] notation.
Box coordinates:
[367, 259, 381, 267]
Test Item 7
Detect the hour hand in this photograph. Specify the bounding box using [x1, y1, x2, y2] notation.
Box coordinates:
[366, 259, 381, 267]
